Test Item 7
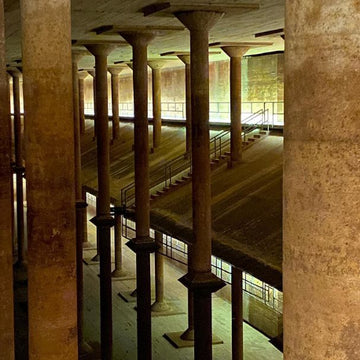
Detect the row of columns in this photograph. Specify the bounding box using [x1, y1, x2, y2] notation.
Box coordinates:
[3, 1, 357, 360]
[0, 4, 252, 360]
[1, 18, 263, 360]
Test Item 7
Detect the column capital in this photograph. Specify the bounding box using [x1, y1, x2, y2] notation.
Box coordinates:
[72, 49, 90, 64]
[78, 70, 88, 80]
[209, 41, 273, 58]
[93, 25, 184, 48]
[147, 59, 167, 70]
[7, 68, 21, 78]
[177, 54, 190, 65]
[87, 69, 95, 78]
[175, 11, 224, 32]
[108, 65, 126, 76]
[74, 40, 127, 57]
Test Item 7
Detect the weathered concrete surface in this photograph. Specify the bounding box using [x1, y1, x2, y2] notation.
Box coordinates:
[81, 122, 187, 201]
[174, 10, 225, 360]
[148, 60, 165, 148]
[284, 1, 360, 359]
[21, 0, 78, 358]
[82, 54, 284, 117]
[78, 71, 88, 134]
[84, 42, 119, 360]
[120, 30, 155, 360]
[81, 123, 283, 291]
[108, 65, 125, 140]
[149, 136, 283, 290]
[0, 0, 15, 357]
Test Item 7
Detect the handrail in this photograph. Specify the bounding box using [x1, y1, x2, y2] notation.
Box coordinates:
[120, 109, 269, 208]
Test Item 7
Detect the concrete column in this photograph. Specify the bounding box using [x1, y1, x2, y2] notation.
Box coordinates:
[231, 267, 243, 360]
[87, 69, 97, 138]
[72, 50, 90, 356]
[175, 11, 225, 360]
[89, 68, 99, 261]
[84, 42, 118, 360]
[21, 0, 78, 358]
[221, 47, 248, 165]
[78, 71, 88, 135]
[108, 66, 124, 141]
[120, 30, 157, 360]
[9, 69, 26, 269]
[180, 247, 194, 341]
[111, 209, 126, 277]
[284, 1, 360, 359]
[81, 186, 91, 248]
[151, 231, 170, 312]
[148, 60, 164, 149]
[178, 55, 191, 153]
[0, 0, 15, 356]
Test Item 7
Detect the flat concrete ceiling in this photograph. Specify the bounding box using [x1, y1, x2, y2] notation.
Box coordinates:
[4, 0, 284, 70]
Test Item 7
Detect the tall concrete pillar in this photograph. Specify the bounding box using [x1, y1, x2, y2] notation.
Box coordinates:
[174, 11, 226, 360]
[21, 0, 78, 358]
[95, 24, 183, 360]
[231, 267, 243, 360]
[118, 30, 157, 360]
[210, 41, 272, 166]
[9, 69, 26, 269]
[81, 186, 91, 248]
[111, 207, 126, 278]
[284, 1, 360, 359]
[82, 41, 120, 360]
[87, 69, 97, 138]
[0, 0, 15, 356]
[72, 49, 91, 356]
[151, 231, 170, 312]
[88, 68, 100, 260]
[148, 60, 165, 149]
[177, 54, 191, 153]
[108, 65, 125, 141]
[222, 47, 247, 165]
[78, 70, 88, 135]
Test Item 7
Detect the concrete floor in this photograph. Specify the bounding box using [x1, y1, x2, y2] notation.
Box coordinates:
[82, 210, 283, 360]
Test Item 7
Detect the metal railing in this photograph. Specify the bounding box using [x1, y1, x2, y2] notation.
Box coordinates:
[121, 216, 283, 313]
[120, 109, 269, 208]
[84, 101, 284, 125]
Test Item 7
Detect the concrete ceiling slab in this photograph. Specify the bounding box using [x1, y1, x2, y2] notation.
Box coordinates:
[4, 0, 285, 69]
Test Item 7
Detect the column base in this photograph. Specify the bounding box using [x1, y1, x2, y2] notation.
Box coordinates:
[163, 331, 223, 349]
[79, 340, 93, 358]
[180, 328, 194, 341]
[82, 253, 100, 265]
[227, 158, 242, 169]
[118, 288, 141, 303]
[150, 300, 185, 317]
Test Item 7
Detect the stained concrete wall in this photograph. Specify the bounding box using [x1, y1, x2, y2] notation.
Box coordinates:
[217, 282, 283, 339]
[243, 52, 284, 102]
[82, 53, 284, 116]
